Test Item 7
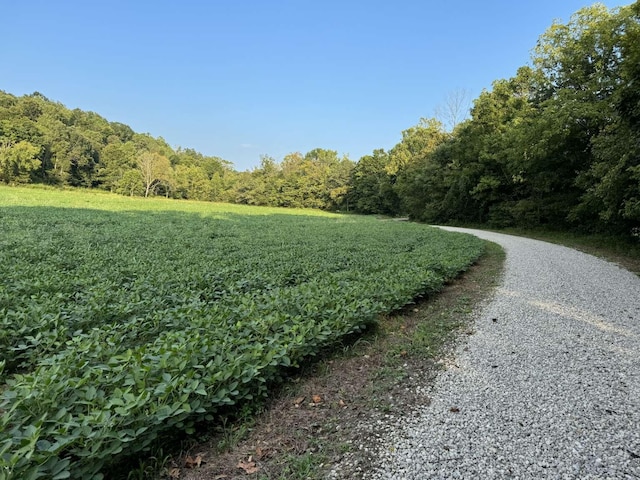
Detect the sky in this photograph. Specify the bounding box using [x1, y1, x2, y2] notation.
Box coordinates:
[1, 1, 633, 171]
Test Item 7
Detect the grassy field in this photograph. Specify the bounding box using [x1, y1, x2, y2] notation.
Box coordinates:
[0, 186, 484, 479]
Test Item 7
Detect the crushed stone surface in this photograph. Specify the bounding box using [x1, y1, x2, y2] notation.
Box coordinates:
[330, 228, 640, 479]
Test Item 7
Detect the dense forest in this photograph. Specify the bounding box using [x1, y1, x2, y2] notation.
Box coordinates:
[1, 3, 639, 236]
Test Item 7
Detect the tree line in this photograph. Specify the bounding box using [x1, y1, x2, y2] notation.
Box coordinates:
[1, 3, 638, 236]
[348, 2, 639, 237]
[0, 89, 354, 210]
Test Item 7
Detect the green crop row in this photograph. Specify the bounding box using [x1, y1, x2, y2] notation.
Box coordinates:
[0, 191, 484, 479]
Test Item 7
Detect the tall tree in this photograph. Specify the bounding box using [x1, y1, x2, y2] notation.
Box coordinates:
[137, 151, 172, 197]
[387, 118, 447, 177]
[349, 149, 398, 215]
[95, 141, 136, 191]
[0, 140, 41, 183]
[531, 3, 639, 231]
[174, 164, 212, 200]
[572, 2, 640, 232]
[434, 88, 472, 132]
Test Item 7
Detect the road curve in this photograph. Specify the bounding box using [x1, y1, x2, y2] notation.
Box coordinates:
[367, 229, 640, 479]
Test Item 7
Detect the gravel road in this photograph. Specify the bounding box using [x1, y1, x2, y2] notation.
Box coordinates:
[335, 229, 640, 479]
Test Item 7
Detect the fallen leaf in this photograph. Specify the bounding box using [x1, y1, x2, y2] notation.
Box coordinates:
[167, 467, 180, 478]
[312, 394, 322, 403]
[449, 407, 460, 413]
[184, 455, 203, 468]
[293, 396, 305, 405]
[338, 399, 346, 407]
[256, 446, 271, 459]
[237, 459, 259, 474]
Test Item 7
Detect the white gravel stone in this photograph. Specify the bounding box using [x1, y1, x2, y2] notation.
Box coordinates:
[331, 229, 640, 480]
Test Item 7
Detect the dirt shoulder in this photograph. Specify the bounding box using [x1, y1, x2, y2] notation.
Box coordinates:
[165, 242, 505, 480]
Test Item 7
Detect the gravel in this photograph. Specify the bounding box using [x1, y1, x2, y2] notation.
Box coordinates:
[330, 228, 640, 479]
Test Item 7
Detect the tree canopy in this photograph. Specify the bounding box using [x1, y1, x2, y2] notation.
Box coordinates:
[346, 2, 640, 236]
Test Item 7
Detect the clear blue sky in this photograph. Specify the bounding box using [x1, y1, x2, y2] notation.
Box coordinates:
[1, 1, 632, 171]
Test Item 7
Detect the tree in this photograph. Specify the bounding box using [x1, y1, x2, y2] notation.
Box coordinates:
[572, 3, 640, 232]
[116, 169, 144, 196]
[278, 152, 306, 207]
[387, 118, 447, 177]
[137, 151, 173, 197]
[529, 3, 639, 231]
[95, 141, 136, 191]
[174, 164, 212, 200]
[0, 140, 41, 183]
[434, 88, 472, 132]
[349, 149, 399, 215]
[387, 118, 449, 218]
[298, 149, 342, 209]
[325, 155, 354, 211]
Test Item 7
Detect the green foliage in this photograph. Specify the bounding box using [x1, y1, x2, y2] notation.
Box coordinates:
[349, 3, 639, 237]
[234, 150, 355, 211]
[392, 119, 449, 217]
[348, 149, 398, 214]
[0, 186, 484, 479]
[0, 140, 41, 183]
[0, 90, 238, 201]
[388, 118, 448, 176]
[0, 91, 357, 209]
[0, 91, 355, 210]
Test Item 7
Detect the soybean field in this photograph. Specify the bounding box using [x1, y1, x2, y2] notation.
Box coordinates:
[0, 186, 484, 479]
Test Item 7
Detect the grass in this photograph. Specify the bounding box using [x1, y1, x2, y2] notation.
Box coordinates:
[0, 183, 340, 217]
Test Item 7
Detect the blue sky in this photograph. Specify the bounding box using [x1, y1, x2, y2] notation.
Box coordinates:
[1, 1, 632, 171]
